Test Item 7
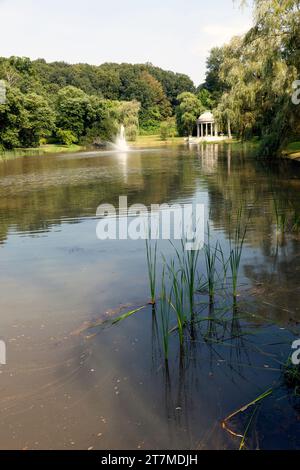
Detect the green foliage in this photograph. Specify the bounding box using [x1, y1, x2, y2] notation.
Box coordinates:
[204, 0, 300, 154]
[117, 100, 140, 141]
[55, 86, 93, 138]
[0, 86, 55, 149]
[176, 92, 204, 136]
[21, 93, 56, 147]
[204, 47, 227, 97]
[0, 87, 25, 149]
[56, 129, 78, 146]
[284, 358, 300, 397]
[133, 71, 172, 131]
[160, 117, 177, 140]
[197, 88, 214, 109]
[0, 57, 194, 149]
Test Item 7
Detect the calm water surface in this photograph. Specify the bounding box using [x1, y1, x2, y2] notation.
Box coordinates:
[0, 144, 299, 450]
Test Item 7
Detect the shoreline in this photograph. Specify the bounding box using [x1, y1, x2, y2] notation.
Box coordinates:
[1, 138, 300, 160]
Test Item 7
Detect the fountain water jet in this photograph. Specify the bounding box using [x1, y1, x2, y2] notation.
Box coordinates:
[112, 124, 129, 151]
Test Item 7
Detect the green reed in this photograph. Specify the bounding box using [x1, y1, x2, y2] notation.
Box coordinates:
[218, 242, 230, 290]
[159, 266, 171, 361]
[203, 225, 219, 301]
[229, 208, 247, 298]
[172, 240, 199, 320]
[167, 260, 186, 346]
[146, 239, 157, 305]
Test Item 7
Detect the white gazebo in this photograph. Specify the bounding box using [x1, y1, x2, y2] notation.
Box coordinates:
[197, 111, 218, 139]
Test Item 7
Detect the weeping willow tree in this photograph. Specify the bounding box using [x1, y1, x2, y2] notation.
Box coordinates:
[209, 0, 300, 156]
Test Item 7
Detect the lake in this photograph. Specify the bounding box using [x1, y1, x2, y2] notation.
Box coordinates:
[0, 143, 299, 450]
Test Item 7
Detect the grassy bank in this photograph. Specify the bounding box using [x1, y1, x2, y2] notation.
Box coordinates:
[282, 141, 300, 161]
[131, 135, 184, 147]
[2, 136, 292, 159]
[0, 137, 183, 158]
[0, 144, 84, 159]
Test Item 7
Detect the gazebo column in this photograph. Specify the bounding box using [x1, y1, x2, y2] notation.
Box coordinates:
[206, 123, 208, 137]
[201, 123, 203, 138]
[215, 123, 218, 137]
[197, 123, 200, 138]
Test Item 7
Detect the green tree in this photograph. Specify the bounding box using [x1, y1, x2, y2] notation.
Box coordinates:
[0, 56, 197, 149]
[176, 92, 204, 136]
[124, 70, 171, 132]
[56, 129, 78, 146]
[116, 100, 140, 141]
[55, 86, 93, 138]
[20, 93, 56, 147]
[198, 88, 214, 109]
[208, 0, 300, 153]
[0, 86, 25, 149]
[160, 117, 177, 141]
[202, 47, 227, 105]
[0, 87, 55, 149]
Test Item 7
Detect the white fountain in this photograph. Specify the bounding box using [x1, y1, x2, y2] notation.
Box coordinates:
[113, 124, 129, 152]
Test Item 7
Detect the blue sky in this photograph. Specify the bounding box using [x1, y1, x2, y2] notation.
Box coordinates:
[0, 0, 253, 85]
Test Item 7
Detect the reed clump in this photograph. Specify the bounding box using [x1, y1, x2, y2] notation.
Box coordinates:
[145, 209, 249, 364]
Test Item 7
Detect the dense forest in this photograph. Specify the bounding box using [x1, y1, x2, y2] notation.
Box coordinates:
[0, 59, 195, 149]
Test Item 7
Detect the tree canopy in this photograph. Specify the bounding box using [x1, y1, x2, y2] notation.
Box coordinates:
[0, 58, 195, 149]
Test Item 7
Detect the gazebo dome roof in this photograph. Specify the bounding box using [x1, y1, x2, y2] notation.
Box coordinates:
[197, 111, 215, 123]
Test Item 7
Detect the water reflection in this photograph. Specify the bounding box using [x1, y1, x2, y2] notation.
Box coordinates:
[0, 145, 299, 449]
